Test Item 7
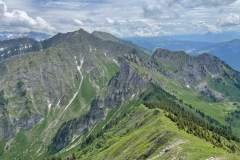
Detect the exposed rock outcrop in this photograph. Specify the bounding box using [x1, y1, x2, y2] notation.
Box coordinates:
[49, 58, 150, 153]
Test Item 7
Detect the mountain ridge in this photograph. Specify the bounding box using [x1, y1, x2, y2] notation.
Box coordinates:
[126, 36, 240, 70]
[0, 29, 240, 160]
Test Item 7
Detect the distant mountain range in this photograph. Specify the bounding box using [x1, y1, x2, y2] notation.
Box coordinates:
[0, 32, 51, 41]
[156, 31, 240, 43]
[126, 35, 240, 70]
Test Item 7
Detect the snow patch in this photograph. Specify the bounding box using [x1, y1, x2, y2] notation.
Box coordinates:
[62, 57, 84, 113]
[24, 44, 32, 49]
[47, 99, 52, 112]
[56, 98, 61, 107]
[43, 56, 85, 141]
[0, 48, 5, 51]
[113, 58, 119, 66]
[131, 94, 136, 99]
[77, 66, 81, 71]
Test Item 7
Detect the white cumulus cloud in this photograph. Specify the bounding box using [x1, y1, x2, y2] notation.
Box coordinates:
[218, 13, 240, 27]
[0, 0, 55, 32]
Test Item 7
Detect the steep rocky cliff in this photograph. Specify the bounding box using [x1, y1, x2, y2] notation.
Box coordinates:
[49, 58, 151, 152]
[150, 48, 240, 101]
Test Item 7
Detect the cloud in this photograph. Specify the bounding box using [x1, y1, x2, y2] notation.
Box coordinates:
[74, 19, 84, 25]
[0, 0, 7, 14]
[0, 0, 55, 32]
[142, 0, 187, 20]
[72, 17, 165, 37]
[143, 3, 180, 20]
[2, 0, 240, 36]
[142, 0, 239, 20]
[206, 25, 221, 33]
[105, 18, 115, 25]
[34, 0, 108, 9]
[31, 0, 240, 36]
[218, 13, 240, 27]
[194, 21, 221, 33]
[179, 0, 238, 8]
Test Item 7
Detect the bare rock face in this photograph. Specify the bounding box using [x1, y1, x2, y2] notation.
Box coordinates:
[105, 59, 149, 107]
[151, 49, 224, 83]
[150, 48, 240, 101]
[48, 98, 104, 153]
[49, 56, 150, 153]
[0, 90, 14, 139]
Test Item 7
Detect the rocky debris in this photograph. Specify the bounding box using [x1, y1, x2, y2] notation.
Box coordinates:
[196, 82, 224, 101]
[14, 114, 42, 130]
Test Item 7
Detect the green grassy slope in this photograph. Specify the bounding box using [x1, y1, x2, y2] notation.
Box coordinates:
[0, 47, 119, 160]
[45, 50, 240, 160]
[55, 102, 240, 160]
[131, 62, 240, 132]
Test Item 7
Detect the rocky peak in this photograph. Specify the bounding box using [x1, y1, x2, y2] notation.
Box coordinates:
[42, 28, 96, 49]
[152, 48, 189, 61]
[152, 48, 225, 75]
[150, 48, 240, 101]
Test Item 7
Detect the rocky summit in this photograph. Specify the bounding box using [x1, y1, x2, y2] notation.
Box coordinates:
[0, 29, 240, 160]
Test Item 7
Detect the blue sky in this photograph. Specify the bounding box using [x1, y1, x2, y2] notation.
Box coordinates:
[1, 0, 240, 37]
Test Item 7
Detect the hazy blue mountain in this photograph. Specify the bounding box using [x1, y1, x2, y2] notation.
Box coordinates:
[125, 37, 213, 52]
[158, 31, 240, 43]
[126, 36, 240, 70]
[196, 39, 240, 70]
